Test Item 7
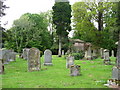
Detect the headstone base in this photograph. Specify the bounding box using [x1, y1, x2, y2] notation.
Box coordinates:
[44, 63, 53, 66]
[104, 59, 111, 65]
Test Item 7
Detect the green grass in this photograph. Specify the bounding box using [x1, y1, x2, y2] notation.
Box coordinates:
[1, 55, 116, 88]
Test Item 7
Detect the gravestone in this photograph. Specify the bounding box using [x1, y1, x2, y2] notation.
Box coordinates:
[62, 50, 64, 56]
[28, 48, 40, 72]
[111, 50, 114, 57]
[23, 48, 30, 60]
[2, 50, 10, 64]
[100, 48, 104, 59]
[103, 49, 111, 65]
[44, 49, 52, 66]
[66, 55, 74, 68]
[92, 49, 97, 59]
[9, 52, 16, 61]
[85, 46, 92, 60]
[70, 65, 80, 76]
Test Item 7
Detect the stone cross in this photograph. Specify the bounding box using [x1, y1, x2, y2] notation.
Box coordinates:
[44, 49, 52, 66]
[66, 55, 74, 68]
[28, 48, 40, 72]
[103, 49, 111, 65]
[70, 65, 80, 76]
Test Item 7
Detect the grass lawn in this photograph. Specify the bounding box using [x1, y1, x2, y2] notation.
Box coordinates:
[1, 55, 116, 88]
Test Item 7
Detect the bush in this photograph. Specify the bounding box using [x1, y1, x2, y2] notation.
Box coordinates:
[72, 51, 84, 60]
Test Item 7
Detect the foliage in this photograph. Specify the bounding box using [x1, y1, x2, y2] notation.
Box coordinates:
[72, 51, 84, 60]
[72, 1, 118, 50]
[5, 13, 52, 52]
[52, 1, 72, 56]
[2, 55, 116, 88]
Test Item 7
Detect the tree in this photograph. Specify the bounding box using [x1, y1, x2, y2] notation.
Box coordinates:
[52, 0, 72, 57]
[0, 0, 9, 48]
[72, 1, 118, 50]
[5, 13, 52, 53]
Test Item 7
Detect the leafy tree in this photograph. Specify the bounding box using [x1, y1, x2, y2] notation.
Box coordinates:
[52, 0, 72, 57]
[5, 13, 52, 53]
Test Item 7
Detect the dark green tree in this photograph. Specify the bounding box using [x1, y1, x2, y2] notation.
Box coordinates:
[52, 0, 71, 57]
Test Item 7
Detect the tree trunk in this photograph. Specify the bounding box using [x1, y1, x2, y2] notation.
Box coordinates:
[116, 33, 120, 67]
[98, 2, 103, 31]
[58, 35, 62, 57]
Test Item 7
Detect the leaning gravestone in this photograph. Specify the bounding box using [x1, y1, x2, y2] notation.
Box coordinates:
[70, 65, 80, 76]
[28, 48, 40, 72]
[44, 49, 52, 66]
[66, 55, 74, 68]
[103, 49, 111, 65]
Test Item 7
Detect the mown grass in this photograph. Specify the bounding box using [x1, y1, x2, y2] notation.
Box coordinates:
[1, 55, 116, 88]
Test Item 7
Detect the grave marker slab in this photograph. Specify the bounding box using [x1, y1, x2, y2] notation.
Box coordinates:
[70, 65, 80, 76]
[66, 55, 74, 68]
[44, 49, 52, 66]
[28, 48, 40, 72]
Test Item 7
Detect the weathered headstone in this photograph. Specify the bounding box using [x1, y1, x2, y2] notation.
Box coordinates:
[66, 55, 74, 68]
[92, 49, 97, 59]
[9, 52, 16, 61]
[85, 46, 92, 60]
[70, 65, 80, 76]
[44, 49, 52, 66]
[22, 48, 30, 60]
[111, 50, 114, 57]
[28, 48, 40, 72]
[2, 50, 10, 64]
[103, 49, 111, 65]
[100, 48, 104, 59]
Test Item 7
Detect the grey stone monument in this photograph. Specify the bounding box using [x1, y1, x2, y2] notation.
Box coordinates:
[92, 49, 97, 59]
[23, 48, 30, 60]
[28, 48, 40, 72]
[103, 49, 111, 65]
[66, 55, 74, 68]
[9, 52, 16, 61]
[85, 46, 92, 60]
[70, 65, 80, 76]
[0, 49, 4, 74]
[100, 48, 104, 59]
[62, 50, 64, 56]
[44, 49, 52, 66]
[111, 50, 114, 57]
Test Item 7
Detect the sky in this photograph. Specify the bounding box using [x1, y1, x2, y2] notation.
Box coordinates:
[1, 0, 80, 29]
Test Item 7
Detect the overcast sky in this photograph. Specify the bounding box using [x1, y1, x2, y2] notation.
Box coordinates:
[1, 0, 81, 29]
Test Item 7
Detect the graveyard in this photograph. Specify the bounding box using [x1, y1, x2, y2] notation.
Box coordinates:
[1, 0, 120, 89]
[1, 55, 116, 88]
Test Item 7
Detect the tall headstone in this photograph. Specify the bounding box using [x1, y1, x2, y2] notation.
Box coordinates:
[28, 48, 40, 72]
[92, 49, 97, 59]
[23, 48, 30, 60]
[44, 49, 52, 66]
[2, 50, 10, 64]
[70, 65, 80, 76]
[103, 49, 111, 65]
[9, 52, 16, 61]
[66, 55, 74, 68]
[100, 48, 104, 59]
[111, 50, 114, 57]
[85, 46, 92, 60]
[62, 50, 64, 56]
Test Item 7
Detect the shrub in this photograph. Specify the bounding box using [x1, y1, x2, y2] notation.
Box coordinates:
[72, 51, 84, 60]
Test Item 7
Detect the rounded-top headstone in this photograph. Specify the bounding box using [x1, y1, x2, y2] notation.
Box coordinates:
[44, 49, 52, 66]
